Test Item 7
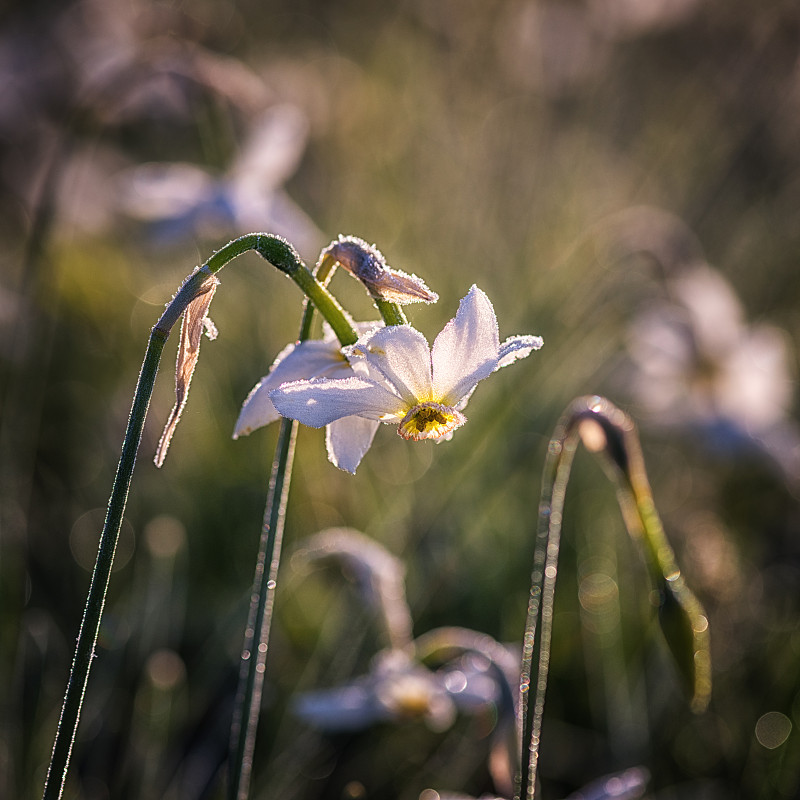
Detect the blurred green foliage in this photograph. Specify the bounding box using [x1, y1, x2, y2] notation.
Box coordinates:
[2, 1, 800, 798]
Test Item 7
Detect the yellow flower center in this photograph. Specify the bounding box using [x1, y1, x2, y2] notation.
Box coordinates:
[381, 675, 435, 719]
[398, 401, 466, 441]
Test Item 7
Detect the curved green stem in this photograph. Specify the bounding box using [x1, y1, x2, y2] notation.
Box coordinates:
[42, 234, 355, 800]
[517, 396, 711, 800]
[248, 234, 358, 346]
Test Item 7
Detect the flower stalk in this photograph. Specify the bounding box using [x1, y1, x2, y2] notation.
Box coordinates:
[517, 396, 711, 800]
[41, 234, 356, 800]
[41, 326, 168, 800]
[227, 249, 340, 800]
[228, 415, 297, 800]
[375, 297, 407, 326]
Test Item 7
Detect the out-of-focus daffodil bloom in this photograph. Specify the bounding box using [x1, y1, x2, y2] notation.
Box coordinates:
[627, 265, 799, 481]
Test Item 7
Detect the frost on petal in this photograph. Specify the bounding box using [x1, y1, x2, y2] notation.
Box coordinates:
[431, 285, 500, 405]
[155, 274, 219, 467]
[270, 376, 406, 428]
[348, 325, 434, 406]
[234, 378, 283, 438]
[398, 402, 466, 441]
[233, 339, 350, 438]
[326, 416, 381, 474]
[497, 334, 544, 369]
[367, 269, 439, 305]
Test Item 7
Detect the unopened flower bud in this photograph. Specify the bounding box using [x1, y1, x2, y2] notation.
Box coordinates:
[323, 235, 438, 305]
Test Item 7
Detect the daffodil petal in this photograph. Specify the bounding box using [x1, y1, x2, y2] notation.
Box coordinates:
[497, 334, 544, 369]
[431, 285, 500, 405]
[326, 416, 381, 473]
[233, 340, 349, 438]
[347, 325, 433, 406]
[270, 376, 405, 428]
[234, 378, 283, 438]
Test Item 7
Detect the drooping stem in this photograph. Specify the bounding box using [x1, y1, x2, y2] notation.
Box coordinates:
[227, 250, 341, 800]
[42, 235, 356, 800]
[249, 235, 358, 346]
[517, 396, 711, 800]
[415, 627, 520, 800]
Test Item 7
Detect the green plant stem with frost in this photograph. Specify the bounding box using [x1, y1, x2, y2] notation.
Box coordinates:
[41, 234, 358, 800]
[227, 251, 347, 800]
[226, 248, 414, 798]
[517, 396, 711, 800]
[228, 415, 297, 800]
[375, 297, 408, 326]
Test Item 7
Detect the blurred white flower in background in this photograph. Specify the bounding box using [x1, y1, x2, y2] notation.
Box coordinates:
[291, 529, 517, 734]
[291, 528, 519, 798]
[116, 103, 324, 259]
[627, 264, 800, 482]
[294, 648, 458, 733]
[1, 0, 278, 239]
[428, 765, 650, 800]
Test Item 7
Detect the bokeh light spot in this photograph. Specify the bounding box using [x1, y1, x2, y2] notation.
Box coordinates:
[755, 711, 792, 749]
[70, 509, 135, 572]
[143, 514, 186, 559]
[146, 648, 186, 691]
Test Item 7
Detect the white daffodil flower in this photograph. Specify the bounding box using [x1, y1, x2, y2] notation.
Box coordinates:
[234, 321, 382, 474]
[269, 285, 543, 472]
